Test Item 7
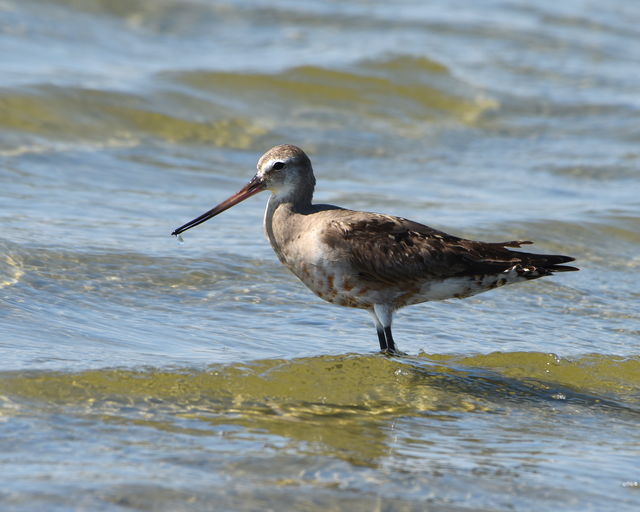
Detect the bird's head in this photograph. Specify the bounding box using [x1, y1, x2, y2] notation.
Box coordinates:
[256, 144, 315, 203]
[171, 144, 315, 237]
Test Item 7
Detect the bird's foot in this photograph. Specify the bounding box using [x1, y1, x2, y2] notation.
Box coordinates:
[381, 348, 407, 357]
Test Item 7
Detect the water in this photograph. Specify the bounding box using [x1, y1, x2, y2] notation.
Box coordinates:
[1, 0, 639, 510]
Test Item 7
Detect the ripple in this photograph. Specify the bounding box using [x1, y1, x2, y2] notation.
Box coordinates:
[168, 57, 499, 129]
[0, 253, 24, 289]
[0, 85, 267, 151]
[3, 351, 638, 423]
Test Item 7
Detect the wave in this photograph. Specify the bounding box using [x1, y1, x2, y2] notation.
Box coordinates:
[0, 55, 498, 157]
[3, 352, 638, 420]
[1, 352, 637, 467]
[166, 56, 499, 126]
[0, 84, 266, 154]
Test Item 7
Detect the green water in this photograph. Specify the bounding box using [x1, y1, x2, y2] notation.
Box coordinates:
[1, 0, 639, 510]
[2, 353, 639, 510]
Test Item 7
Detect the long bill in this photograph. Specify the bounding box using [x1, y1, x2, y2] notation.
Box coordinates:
[171, 175, 266, 236]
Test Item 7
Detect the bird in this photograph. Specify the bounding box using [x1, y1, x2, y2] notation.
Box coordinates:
[172, 144, 578, 354]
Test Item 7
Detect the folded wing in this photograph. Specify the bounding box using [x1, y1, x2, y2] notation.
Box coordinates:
[322, 213, 578, 286]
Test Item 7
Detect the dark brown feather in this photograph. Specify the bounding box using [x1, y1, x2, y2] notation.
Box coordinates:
[322, 212, 578, 286]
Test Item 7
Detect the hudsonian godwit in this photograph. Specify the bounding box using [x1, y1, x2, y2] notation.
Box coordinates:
[172, 144, 578, 354]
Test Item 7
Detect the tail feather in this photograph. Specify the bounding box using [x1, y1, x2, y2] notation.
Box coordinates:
[486, 240, 579, 274]
[546, 262, 579, 272]
[515, 251, 578, 274]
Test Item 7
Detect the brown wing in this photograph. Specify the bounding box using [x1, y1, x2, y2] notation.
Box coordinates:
[321, 212, 577, 286]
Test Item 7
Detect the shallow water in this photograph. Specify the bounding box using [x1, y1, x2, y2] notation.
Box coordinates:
[1, 0, 639, 510]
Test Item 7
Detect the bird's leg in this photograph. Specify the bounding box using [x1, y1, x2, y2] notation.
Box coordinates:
[376, 325, 388, 351]
[373, 304, 400, 355]
[383, 326, 397, 354]
[369, 309, 388, 351]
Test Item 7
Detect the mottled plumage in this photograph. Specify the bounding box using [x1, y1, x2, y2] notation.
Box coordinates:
[172, 144, 578, 354]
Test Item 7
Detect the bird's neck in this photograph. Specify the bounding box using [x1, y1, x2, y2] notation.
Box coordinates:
[263, 192, 312, 264]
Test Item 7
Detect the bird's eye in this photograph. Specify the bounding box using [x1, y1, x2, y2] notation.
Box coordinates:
[272, 162, 285, 171]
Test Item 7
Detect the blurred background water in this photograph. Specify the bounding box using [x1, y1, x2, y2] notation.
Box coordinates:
[1, 0, 639, 510]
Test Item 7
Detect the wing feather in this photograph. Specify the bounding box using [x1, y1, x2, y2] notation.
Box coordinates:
[321, 212, 576, 285]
